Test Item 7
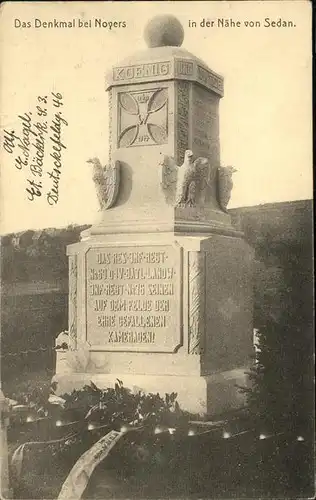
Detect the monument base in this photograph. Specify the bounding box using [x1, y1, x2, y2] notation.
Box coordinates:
[53, 367, 249, 416]
[55, 230, 254, 417]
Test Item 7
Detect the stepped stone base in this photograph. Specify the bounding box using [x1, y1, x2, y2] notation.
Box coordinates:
[53, 367, 250, 416]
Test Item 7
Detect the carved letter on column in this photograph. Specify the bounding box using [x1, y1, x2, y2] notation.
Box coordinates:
[69, 255, 77, 350]
[188, 252, 205, 354]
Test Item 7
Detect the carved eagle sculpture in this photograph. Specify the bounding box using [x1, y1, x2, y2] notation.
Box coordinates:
[217, 166, 237, 212]
[87, 157, 120, 210]
[175, 150, 194, 206]
[175, 150, 211, 207]
[159, 150, 211, 207]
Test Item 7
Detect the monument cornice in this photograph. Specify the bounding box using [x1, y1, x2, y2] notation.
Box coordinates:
[106, 56, 224, 97]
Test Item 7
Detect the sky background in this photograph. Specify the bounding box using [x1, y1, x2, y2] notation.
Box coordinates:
[0, 1, 312, 233]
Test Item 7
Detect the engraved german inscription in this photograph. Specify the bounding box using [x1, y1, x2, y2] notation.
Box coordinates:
[196, 65, 224, 96]
[86, 246, 181, 351]
[175, 60, 194, 77]
[192, 85, 219, 160]
[113, 62, 171, 82]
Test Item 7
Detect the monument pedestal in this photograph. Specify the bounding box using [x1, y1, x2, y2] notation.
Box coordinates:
[55, 231, 254, 416]
[54, 370, 249, 416]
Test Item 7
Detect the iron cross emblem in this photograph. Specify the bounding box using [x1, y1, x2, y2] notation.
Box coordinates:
[118, 88, 168, 148]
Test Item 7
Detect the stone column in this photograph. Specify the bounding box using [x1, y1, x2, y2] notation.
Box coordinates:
[188, 251, 206, 355]
[68, 254, 78, 350]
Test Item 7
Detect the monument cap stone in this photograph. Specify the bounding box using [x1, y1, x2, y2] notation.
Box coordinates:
[144, 15, 185, 48]
[106, 16, 224, 97]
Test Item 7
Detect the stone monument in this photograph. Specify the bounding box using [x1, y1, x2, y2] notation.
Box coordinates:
[54, 15, 254, 415]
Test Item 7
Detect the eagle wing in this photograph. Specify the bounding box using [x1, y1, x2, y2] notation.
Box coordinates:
[102, 161, 121, 209]
[193, 157, 210, 183]
[88, 157, 121, 210]
[217, 167, 235, 212]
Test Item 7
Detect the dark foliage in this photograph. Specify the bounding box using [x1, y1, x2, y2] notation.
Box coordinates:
[8, 379, 190, 443]
[59, 379, 189, 429]
[244, 236, 314, 435]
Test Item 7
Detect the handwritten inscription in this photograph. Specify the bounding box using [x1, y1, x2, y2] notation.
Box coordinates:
[86, 246, 181, 352]
[47, 93, 68, 205]
[2, 92, 67, 204]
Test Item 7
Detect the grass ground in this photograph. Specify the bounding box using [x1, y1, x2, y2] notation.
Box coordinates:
[3, 368, 54, 398]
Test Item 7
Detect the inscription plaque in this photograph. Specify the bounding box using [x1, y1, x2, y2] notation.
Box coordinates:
[113, 62, 171, 83]
[85, 245, 181, 352]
